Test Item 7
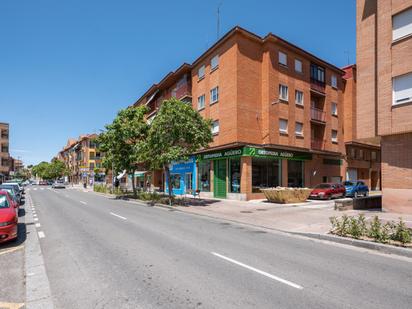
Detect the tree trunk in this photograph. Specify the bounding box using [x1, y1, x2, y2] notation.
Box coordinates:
[131, 169, 137, 197]
[165, 165, 172, 206]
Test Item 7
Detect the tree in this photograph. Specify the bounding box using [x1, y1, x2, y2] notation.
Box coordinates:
[144, 98, 213, 204]
[98, 105, 149, 196]
[31, 161, 49, 179]
[31, 160, 67, 180]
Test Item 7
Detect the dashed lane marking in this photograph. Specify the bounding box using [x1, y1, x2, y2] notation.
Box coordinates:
[38, 231, 45, 239]
[110, 212, 127, 220]
[80, 201, 87, 205]
[35, 223, 41, 228]
[211, 252, 303, 290]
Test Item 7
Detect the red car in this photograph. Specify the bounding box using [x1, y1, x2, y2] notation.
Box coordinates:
[309, 183, 346, 200]
[0, 190, 18, 243]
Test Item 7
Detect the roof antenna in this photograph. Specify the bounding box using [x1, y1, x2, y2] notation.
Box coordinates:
[217, 1, 223, 40]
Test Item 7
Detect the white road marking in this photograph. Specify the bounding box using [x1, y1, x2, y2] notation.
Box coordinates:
[33, 188, 37, 191]
[110, 212, 127, 220]
[34, 218, 38, 222]
[80, 201, 87, 205]
[38, 231, 45, 238]
[35, 223, 41, 228]
[40, 188, 44, 191]
[211, 252, 303, 290]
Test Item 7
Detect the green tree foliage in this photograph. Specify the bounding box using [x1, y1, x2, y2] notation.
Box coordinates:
[98, 105, 149, 196]
[31, 160, 67, 180]
[144, 98, 213, 203]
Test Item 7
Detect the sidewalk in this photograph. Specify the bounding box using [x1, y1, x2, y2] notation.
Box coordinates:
[171, 197, 412, 235]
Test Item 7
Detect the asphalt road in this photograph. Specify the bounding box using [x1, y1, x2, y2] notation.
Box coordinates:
[27, 186, 412, 309]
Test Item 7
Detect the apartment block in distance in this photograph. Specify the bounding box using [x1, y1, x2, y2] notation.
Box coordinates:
[357, 0, 412, 213]
[0, 122, 10, 182]
[58, 134, 104, 184]
[134, 26, 348, 200]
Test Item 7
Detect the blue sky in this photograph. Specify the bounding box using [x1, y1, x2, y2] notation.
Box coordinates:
[0, 0, 356, 166]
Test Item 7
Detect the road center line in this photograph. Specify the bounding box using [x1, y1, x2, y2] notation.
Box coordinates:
[110, 212, 127, 220]
[211, 252, 303, 290]
[80, 201, 87, 205]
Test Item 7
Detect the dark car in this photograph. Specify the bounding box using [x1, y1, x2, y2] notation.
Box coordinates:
[309, 183, 346, 200]
[343, 180, 369, 198]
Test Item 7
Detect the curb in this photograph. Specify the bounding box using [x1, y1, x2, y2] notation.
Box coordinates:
[292, 232, 412, 258]
[84, 189, 412, 259]
[25, 193, 55, 309]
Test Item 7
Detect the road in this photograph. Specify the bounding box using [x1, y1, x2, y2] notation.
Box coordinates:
[27, 186, 412, 309]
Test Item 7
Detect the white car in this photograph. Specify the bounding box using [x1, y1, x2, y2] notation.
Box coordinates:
[52, 180, 66, 189]
[3, 182, 24, 194]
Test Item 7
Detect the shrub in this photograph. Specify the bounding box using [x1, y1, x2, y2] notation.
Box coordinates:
[349, 216, 362, 239]
[329, 215, 350, 236]
[392, 218, 412, 245]
[368, 216, 383, 242]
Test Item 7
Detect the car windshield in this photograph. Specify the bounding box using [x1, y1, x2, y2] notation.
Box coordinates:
[343, 181, 355, 186]
[0, 195, 9, 209]
[315, 184, 331, 189]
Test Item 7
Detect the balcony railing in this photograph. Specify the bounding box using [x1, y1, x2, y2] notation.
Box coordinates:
[310, 78, 326, 94]
[311, 139, 325, 150]
[311, 107, 326, 123]
[172, 83, 192, 100]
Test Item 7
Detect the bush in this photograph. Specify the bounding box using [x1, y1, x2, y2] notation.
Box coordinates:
[392, 218, 412, 245]
[330, 215, 412, 246]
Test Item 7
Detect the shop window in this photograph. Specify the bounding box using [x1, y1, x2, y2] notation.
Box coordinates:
[198, 161, 211, 192]
[252, 158, 280, 193]
[170, 174, 181, 189]
[229, 158, 241, 193]
[288, 160, 304, 187]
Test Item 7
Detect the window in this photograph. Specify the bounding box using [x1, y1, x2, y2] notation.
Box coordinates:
[279, 51, 287, 66]
[359, 149, 364, 160]
[331, 130, 338, 143]
[210, 86, 219, 103]
[331, 75, 338, 88]
[350, 148, 356, 159]
[198, 65, 205, 80]
[198, 161, 211, 192]
[279, 119, 288, 134]
[371, 151, 377, 161]
[252, 158, 280, 192]
[295, 90, 304, 105]
[89, 151, 95, 160]
[229, 158, 241, 193]
[170, 174, 181, 189]
[310, 64, 325, 83]
[295, 59, 302, 73]
[331, 102, 338, 116]
[288, 160, 304, 187]
[393, 72, 412, 105]
[295, 122, 303, 136]
[89, 162, 95, 170]
[197, 94, 205, 110]
[393, 8, 412, 41]
[212, 120, 220, 135]
[279, 84, 288, 101]
[211, 55, 219, 70]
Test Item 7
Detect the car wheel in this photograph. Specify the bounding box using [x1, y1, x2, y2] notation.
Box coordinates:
[365, 191, 369, 197]
[354, 191, 359, 198]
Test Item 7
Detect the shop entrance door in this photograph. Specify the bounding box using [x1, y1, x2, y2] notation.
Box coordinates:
[214, 159, 227, 198]
[185, 173, 192, 194]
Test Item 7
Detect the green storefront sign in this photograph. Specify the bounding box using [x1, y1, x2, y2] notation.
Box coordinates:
[198, 146, 312, 161]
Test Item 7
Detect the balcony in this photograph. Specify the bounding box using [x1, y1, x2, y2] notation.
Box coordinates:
[172, 82, 192, 101]
[311, 139, 325, 150]
[311, 107, 326, 123]
[310, 78, 325, 94]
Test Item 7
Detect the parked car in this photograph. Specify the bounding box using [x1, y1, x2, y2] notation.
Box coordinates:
[0, 190, 18, 243]
[39, 180, 48, 185]
[0, 184, 22, 204]
[309, 183, 346, 200]
[343, 180, 369, 198]
[52, 180, 66, 189]
[3, 182, 24, 194]
[0, 187, 19, 209]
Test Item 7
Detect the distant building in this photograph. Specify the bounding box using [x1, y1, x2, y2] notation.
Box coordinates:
[58, 134, 104, 184]
[0, 122, 10, 182]
[357, 0, 412, 213]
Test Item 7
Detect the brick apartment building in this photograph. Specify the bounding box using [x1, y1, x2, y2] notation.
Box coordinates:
[0, 122, 10, 182]
[357, 0, 412, 213]
[134, 26, 354, 200]
[58, 134, 104, 185]
[342, 65, 381, 190]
